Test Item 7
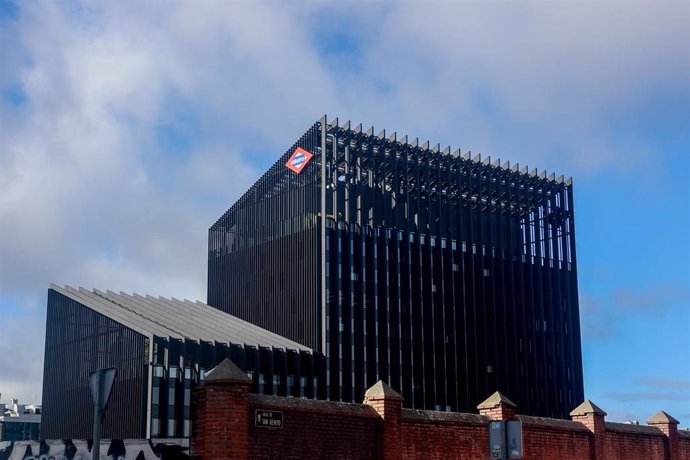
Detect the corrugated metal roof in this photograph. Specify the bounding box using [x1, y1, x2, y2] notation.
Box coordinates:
[50, 284, 311, 352]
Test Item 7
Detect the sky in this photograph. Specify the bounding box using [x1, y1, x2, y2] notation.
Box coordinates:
[0, 1, 688, 425]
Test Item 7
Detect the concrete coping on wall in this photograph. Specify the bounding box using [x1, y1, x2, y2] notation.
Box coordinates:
[647, 410, 679, 425]
[401, 408, 488, 425]
[364, 380, 404, 401]
[203, 358, 252, 384]
[605, 422, 667, 436]
[569, 399, 607, 417]
[477, 391, 517, 410]
[677, 430, 690, 439]
[516, 415, 591, 432]
[248, 394, 380, 419]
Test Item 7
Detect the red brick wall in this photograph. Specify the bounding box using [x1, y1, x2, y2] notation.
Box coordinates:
[192, 381, 250, 460]
[400, 410, 488, 459]
[192, 378, 690, 460]
[248, 395, 379, 459]
[679, 432, 690, 460]
[519, 417, 591, 460]
[603, 423, 666, 460]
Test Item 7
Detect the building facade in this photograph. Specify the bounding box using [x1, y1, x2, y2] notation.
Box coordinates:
[208, 116, 584, 418]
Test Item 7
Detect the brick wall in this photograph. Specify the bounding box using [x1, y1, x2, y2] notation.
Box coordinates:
[192, 358, 690, 460]
[401, 410, 488, 459]
[519, 416, 591, 460]
[603, 423, 666, 460]
[192, 378, 250, 459]
[248, 395, 379, 459]
[679, 432, 690, 460]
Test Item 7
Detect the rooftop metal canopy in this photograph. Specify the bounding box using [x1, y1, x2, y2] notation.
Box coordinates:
[50, 284, 311, 352]
[210, 115, 574, 233]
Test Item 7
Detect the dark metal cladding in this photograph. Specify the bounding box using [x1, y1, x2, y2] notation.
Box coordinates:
[41, 290, 149, 439]
[208, 123, 322, 350]
[155, 341, 324, 439]
[207, 117, 584, 419]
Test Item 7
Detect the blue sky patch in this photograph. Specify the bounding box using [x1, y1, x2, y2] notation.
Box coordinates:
[3, 83, 28, 107]
[0, 0, 19, 21]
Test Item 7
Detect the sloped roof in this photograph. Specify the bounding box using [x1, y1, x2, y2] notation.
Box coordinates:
[50, 284, 310, 352]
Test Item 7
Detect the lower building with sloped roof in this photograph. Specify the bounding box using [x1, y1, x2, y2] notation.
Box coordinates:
[41, 285, 326, 439]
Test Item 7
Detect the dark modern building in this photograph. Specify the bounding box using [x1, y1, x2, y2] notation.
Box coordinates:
[208, 116, 584, 419]
[41, 285, 325, 439]
[41, 115, 584, 438]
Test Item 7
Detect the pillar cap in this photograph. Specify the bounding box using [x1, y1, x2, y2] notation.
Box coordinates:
[204, 358, 252, 384]
[477, 391, 517, 410]
[364, 380, 404, 401]
[647, 410, 679, 425]
[570, 400, 607, 417]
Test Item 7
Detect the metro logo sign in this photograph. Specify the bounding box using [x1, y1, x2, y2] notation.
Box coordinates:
[285, 147, 313, 174]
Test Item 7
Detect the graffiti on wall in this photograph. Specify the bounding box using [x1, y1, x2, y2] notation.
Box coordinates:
[0, 439, 190, 460]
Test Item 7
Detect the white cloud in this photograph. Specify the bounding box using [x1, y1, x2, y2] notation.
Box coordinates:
[0, 2, 336, 402]
[328, 1, 690, 175]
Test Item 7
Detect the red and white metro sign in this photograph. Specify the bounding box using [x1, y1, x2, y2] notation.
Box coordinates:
[285, 147, 313, 174]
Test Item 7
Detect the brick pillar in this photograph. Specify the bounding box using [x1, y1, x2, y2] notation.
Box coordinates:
[570, 399, 607, 460]
[192, 358, 252, 460]
[363, 380, 404, 460]
[647, 410, 679, 460]
[477, 391, 517, 420]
